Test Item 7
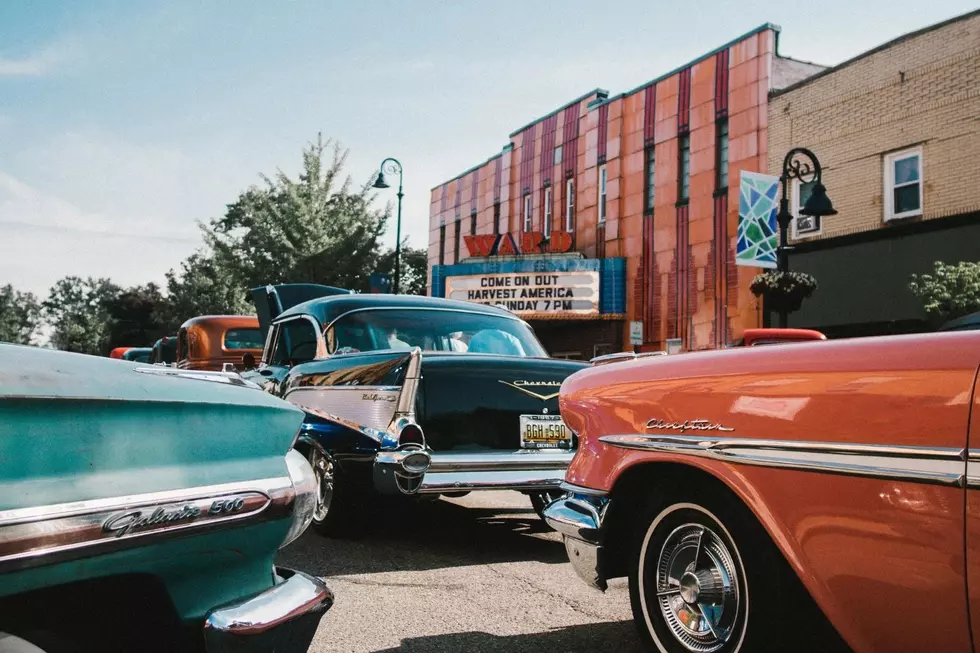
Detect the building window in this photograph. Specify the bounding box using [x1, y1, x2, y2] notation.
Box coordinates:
[554, 145, 562, 165]
[791, 179, 820, 238]
[565, 179, 574, 231]
[470, 211, 477, 236]
[884, 147, 923, 221]
[453, 218, 461, 263]
[644, 147, 656, 215]
[715, 120, 729, 189]
[522, 194, 532, 232]
[543, 187, 552, 233]
[493, 202, 501, 234]
[678, 134, 690, 202]
[438, 224, 446, 265]
[598, 165, 607, 224]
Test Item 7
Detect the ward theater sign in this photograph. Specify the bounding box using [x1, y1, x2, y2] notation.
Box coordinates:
[445, 271, 599, 317]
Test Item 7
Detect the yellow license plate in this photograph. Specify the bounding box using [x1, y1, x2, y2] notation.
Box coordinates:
[520, 414, 571, 449]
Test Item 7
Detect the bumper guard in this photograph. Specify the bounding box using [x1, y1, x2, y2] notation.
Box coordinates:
[204, 567, 333, 652]
[542, 490, 611, 591]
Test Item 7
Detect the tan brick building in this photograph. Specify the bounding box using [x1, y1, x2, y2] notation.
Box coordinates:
[769, 9, 980, 336]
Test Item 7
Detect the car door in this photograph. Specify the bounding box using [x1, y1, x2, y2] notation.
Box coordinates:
[247, 316, 321, 396]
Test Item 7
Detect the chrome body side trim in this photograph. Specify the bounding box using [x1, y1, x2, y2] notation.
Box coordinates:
[133, 367, 262, 390]
[560, 481, 610, 497]
[590, 350, 667, 366]
[204, 567, 333, 652]
[599, 434, 966, 487]
[417, 470, 568, 493]
[0, 477, 294, 573]
[965, 449, 980, 488]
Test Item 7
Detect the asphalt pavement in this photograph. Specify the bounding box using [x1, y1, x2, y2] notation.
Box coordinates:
[277, 491, 643, 653]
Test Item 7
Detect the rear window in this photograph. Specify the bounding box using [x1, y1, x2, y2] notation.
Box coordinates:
[224, 328, 264, 350]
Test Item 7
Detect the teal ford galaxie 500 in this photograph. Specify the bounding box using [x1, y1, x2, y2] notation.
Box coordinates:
[0, 344, 333, 652]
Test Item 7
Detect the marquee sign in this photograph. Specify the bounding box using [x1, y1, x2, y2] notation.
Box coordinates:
[445, 271, 599, 317]
[463, 231, 573, 258]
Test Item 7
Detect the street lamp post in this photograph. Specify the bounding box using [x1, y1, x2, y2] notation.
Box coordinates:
[774, 148, 838, 327]
[372, 158, 404, 295]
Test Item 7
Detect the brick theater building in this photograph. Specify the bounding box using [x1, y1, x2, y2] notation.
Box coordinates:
[428, 24, 823, 358]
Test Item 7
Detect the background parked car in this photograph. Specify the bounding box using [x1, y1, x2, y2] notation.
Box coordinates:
[176, 315, 265, 371]
[120, 346, 152, 363]
[149, 336, 178, 365]
[0, 344, 332, 652]
[243, 284, 588, 536]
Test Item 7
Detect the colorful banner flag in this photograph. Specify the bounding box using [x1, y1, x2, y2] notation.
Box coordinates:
[736, 171, 780, 269]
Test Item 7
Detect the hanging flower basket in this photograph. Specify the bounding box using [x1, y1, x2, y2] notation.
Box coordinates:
[750, 271, 818, 315]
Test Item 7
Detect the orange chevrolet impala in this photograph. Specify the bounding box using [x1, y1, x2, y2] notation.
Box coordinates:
[544, 331, 980, 653]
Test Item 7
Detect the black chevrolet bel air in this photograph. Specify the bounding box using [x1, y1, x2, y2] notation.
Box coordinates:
[243, 284, 588, 535]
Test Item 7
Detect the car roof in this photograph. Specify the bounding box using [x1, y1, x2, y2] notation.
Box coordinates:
[275, 293, 518, 327]
[938, 311, 980, 332]
[179, 315, 260, 330]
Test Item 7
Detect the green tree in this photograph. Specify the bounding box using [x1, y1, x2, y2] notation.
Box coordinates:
[103, 282, 170, 350]
[43, 276, 121, 354]
[376, 245, 428, 296]
[909, 261, 980, 323]
[157, 252, 250, 332]
[0, 284, 42, 345]
[203, 134, 389, 293]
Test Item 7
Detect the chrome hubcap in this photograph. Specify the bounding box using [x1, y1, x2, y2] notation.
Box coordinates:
[309, 449, 334, 522]
[655, 524, 741, 652]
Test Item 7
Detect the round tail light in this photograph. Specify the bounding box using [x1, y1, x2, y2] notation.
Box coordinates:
[398, 423, 425, 447]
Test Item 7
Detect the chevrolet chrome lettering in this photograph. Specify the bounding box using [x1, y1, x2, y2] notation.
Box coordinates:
[499, 380, 562, 401]
[645, 418, 735, 432]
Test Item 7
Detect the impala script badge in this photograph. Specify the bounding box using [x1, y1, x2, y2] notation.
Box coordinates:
[498, 380, 562, 401]
[646, 418, 735, 432]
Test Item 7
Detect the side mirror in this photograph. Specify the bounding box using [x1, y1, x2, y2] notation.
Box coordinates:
[242, 352, 256, 371]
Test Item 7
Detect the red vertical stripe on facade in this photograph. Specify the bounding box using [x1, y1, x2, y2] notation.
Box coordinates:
[440, 184, 448, 213]
[562, 105, 579, 179]
[597, 103, 609, 163]
[454, 179, 461, 215]
[539, 114, 558, 181]
[643, 215, 655, 341]
[519, 125, 536, 194]
[677, 68, 691, 134]
[472, 169, 480, 204]
[597, 224, 606, 259]
[643, 84, 657, 145]
[493, 155, 503, 201]
[715, 49, 730, 119]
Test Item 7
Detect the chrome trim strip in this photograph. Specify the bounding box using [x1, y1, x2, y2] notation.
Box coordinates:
[390, 348, 421, 427]
[426, 450, 574, 473]
[204, 567, 333, 643]
[133, 367, 262, 390]
[590, 350, 666, 365]
[0, 476, 294, 573]
[599, 434, 966, 487]
[559, 481, 610, 498]
[965, 450, 980, 488]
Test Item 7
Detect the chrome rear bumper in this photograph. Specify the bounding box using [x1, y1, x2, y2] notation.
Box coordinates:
[204, 567, 333, 652]
[417, 450, 574, 493]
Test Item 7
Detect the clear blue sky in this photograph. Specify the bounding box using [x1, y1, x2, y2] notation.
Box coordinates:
[1, 0, 975, 295]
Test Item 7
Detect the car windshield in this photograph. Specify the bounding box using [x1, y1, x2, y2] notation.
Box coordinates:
[224, 328, 264, 350]
[325, 308, 547, 358]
